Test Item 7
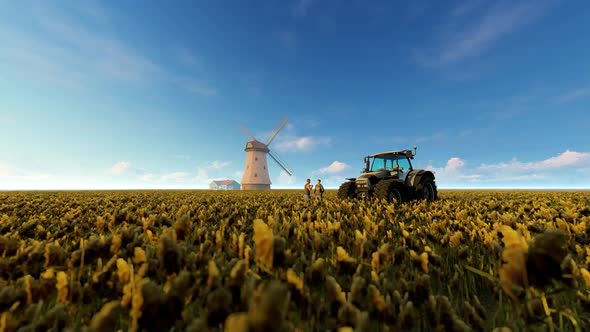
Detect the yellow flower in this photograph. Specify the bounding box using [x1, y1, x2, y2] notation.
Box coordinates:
[56, 271, 69, 304]
[253, 219, 274, 271]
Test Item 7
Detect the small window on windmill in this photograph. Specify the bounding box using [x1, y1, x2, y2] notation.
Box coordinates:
[255, 157, 258, 161]
[263, 166, 266, 170]
[254, 173, 258, 177]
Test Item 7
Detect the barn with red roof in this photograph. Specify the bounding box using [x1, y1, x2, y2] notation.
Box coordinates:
[209, 179, 241, 190]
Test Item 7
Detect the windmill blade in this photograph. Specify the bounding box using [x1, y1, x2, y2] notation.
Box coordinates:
[240, 124, 257, 141]
[266, 117, 288, 146]
[268, 149, 293, 176]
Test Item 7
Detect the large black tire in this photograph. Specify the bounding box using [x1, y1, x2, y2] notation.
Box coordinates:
[374, 179, 403, 204]
[337, 181, 356, 199]
[420, 178, 437, 201]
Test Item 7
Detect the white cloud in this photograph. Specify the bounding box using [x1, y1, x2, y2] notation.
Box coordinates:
[189, 160, 238, 187]
[161, 172, 190, 181]
[0, 161, 53, 186]
[109, 161, 130, 175]
[274, 170, 297, 187]
[140, 173, 158, 182]
[380, 132, 446, 146]
[319, 161, 351, 174]
[193, 167, 213, 187]
[274, 136, 331, 152]
[554, 86, 590, 104]
[139, 172, 190, 183]
[0, 162, 16, 178]
[444, 157, 465, 173]
[478, 150, 590, 172]
[426, 157, 465, 175]
[450, 0, 486, 17]
[208, 160, 232, 169]
[427, 150, 590, 187]
[417, 0, 555, 66]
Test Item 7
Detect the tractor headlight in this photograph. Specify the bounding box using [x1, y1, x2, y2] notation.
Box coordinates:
[356, 179, 368, 188]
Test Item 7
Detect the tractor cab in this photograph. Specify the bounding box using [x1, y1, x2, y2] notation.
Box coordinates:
[363, 149, 415, 182]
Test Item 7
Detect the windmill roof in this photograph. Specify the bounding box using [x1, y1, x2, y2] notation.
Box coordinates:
[245, 140, 269, 151]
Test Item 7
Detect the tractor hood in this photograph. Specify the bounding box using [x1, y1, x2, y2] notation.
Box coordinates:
[358, 170, 390, 179]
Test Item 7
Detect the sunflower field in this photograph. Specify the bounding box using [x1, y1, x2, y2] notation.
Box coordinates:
[1, 189, 590, 331]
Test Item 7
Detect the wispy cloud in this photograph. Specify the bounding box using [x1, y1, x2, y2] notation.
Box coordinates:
[319, 161, 351, 174]
[0, 2, 216, 95]
[108, 161, 147, 176]
[161, 172, 190, 181]
[253, 121, 331, 153]
[450, 0, 486, 17]
[291, 0, 315, 17]
[275, 30, 299, 49]
[183, 80, 217, 96]
[176, 47, 202, 71]
[416, 0, 555, 66]
[427, 150, 590, 187]
[0, 161, 52, 182]
[191, 160, 235, 186]
[478, 150, 590, 171]
[274, 136, 332, 152]
[109, 161, 130, 175]
[140, 172, 190, 183]
[554, 86, 590, 104]
[382, 132, 446, 145]
[274, 170, 297, 187]
[207, 160, 232, 170]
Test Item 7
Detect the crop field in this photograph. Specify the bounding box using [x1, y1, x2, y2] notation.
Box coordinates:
[1, 189, 590, 331]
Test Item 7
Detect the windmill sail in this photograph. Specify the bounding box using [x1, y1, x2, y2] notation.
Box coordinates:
[268, 150, 293, 176]
[240, 124, 257, 141]
[266, 117, 288, 146]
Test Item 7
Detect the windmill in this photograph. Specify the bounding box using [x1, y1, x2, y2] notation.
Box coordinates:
[240, 117, 294, 190]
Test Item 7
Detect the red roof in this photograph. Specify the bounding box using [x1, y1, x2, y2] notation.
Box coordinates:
[213, 179, 238, 186]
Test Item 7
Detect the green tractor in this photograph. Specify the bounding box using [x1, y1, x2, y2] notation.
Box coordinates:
[337, 146, 437, 203]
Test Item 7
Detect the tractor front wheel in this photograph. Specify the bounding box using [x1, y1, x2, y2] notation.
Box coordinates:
[375, 179, 404, 204]
[337, 181, 356, 199]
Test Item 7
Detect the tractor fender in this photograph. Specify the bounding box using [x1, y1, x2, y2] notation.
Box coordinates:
[407, 170, 435, 188]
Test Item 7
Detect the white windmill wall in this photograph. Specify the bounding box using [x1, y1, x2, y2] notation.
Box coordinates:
[241, 142, 272, 190]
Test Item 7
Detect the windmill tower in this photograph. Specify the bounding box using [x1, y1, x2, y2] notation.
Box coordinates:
[240, 117, 293, 190]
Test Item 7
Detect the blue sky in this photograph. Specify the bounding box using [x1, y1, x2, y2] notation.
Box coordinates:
[1, 0, 589, 189]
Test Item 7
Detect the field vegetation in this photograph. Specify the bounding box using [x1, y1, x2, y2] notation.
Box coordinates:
[1, 189, 590, 331]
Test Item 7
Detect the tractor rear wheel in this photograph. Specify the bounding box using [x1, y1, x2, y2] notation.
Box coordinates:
[420, 178, 437, 201]
[337, 181, 356, 199]
[375, 179, 403, 204]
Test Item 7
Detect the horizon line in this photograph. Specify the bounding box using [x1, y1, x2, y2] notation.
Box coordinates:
[1, 187, 589, 191]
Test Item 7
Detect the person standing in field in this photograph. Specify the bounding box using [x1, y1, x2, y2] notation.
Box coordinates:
[314, 179, 325, 202]
[304, 178, 312, 201]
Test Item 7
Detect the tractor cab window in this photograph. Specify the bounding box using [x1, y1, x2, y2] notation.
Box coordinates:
[395, 158, 410, 172]
[370, 155, 411, 172]
[370, 157, 388, 172]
